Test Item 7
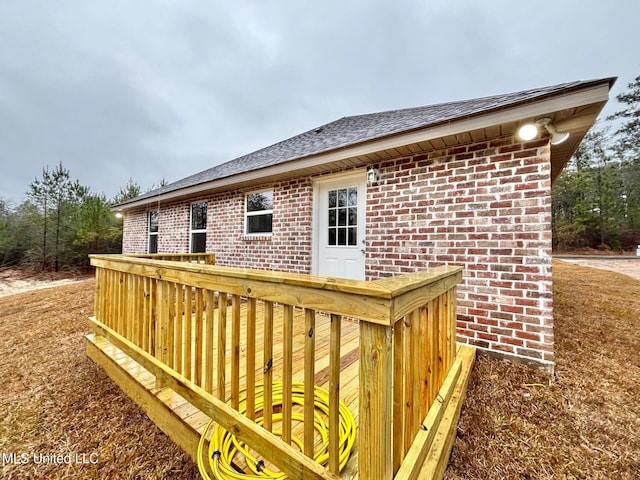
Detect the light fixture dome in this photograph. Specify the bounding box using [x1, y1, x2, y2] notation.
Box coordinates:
[517, 123, 538, 141]
[517, 117, 569, 145]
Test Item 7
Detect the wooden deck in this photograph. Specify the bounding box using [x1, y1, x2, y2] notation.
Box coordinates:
[87, 254, 475, 479]
[88, 302, 363, 478]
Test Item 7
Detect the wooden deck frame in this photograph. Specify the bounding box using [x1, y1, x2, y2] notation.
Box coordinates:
[87, 254, 474, 479]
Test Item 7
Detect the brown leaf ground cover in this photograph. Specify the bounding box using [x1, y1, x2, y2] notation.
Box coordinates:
[0, 280, 199, 479]
[446, 260, 640, 479]
[0, 260, 638, 479]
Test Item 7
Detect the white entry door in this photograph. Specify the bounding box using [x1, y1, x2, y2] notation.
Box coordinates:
[314, 173, 366, 280]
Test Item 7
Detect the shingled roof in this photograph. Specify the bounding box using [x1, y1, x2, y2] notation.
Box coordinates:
[117, 77, 615, 208]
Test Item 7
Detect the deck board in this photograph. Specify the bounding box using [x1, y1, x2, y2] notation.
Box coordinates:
[88, 302, 361, 478]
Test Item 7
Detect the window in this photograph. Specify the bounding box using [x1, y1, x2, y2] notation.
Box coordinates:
[328, 187, 358, 246]
[190, 202, 207, 253]
[245, 190, 273, 235]
[148, 210, 159, 254]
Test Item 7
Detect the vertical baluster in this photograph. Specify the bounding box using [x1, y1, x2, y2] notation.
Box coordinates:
[246, 298, 256, 420]
[142, 276, 150, 352]
[184, 286, 193, 381]
[438, 292, 446, 387]
[194, 288, 204, 387]
[217, 292, 228, 401]
[175, 284, 184, 375]
[329, 313, 341, 474]
[282, 304, 294, 445]
[127, 274, 134, 343]
[94, 268, 102, 323]
[303, 309, 316, 458]
[156, 280, 169, 366]
[410, 309, 422, 446]
[135, 275, 144, 347]
[428, 297, 437, 404]
[149, 278, 157, 357]
[419, 305, 430, 417]
[231, 295, 241, 410]
[402, 313, 414, 455]
[167, 282, 176, 370]
[115, 272, 123, 334]
[449, 287, 457, 367]
[205, 290, 215, 393]
[263, 300, 274, 432]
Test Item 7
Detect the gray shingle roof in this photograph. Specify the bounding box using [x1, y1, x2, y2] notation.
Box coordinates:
[119, 78, 614, 207]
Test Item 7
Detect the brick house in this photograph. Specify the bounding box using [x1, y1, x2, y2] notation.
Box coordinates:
[115, 77, 614, 372]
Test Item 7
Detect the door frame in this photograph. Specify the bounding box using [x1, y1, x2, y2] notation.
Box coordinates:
[311, 169, 367, 278]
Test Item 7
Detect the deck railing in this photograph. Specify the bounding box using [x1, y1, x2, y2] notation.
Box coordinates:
[89, 254, 462, 479]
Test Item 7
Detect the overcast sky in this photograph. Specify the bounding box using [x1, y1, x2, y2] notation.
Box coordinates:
[0, 1, 638, 206]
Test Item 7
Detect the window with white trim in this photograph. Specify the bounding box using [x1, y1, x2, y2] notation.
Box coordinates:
[148, 210, 159, 254]
[190, 202, 207, 253]
[245, 190, 273, 235]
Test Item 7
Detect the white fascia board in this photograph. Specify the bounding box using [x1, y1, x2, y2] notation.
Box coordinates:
[117, 84, 610, 211]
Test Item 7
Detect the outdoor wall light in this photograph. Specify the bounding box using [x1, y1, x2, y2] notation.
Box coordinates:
[517, 117, 570, 145]
[115, 212, 123, 219]
[367, 166, 379, 184]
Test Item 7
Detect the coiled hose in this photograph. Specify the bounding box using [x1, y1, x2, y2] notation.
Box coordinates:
[197, 382, 356, 479]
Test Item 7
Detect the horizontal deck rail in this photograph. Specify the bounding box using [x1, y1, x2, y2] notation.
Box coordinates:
[88, 254, 465, 479]
[126, 252, 216, 264]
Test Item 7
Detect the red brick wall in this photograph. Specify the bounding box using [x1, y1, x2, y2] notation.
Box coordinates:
[121, 136, 554, 370]
[122, 181, 314, 273]
[122, 207, 147, 254]
[366, 136, 554, 369]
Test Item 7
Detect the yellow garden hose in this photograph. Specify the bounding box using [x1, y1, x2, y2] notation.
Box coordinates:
[197, 382, 356, 479]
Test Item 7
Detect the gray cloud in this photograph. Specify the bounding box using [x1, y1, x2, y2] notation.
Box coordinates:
[0, 0, 638, 205]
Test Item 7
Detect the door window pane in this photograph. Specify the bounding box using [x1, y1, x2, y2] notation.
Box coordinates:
[327, 188, 358, 247]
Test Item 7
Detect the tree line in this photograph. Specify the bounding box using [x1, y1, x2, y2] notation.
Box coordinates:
[0, 167, 143, 271]
[552, 75, 640, 252]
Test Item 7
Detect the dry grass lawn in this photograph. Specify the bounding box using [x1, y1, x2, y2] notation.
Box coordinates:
[446, 260, 640, 479]
[0, 260, 638, 479]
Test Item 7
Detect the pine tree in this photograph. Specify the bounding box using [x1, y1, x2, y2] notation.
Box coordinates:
[609, 74, 640, 237]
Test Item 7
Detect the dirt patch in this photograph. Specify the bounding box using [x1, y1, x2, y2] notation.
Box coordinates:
[0, 268, 90, 298]
[555, 257, 640, 281]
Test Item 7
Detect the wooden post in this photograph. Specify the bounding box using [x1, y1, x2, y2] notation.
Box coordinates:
[393, 317, 405, 473]
[359, 321, 393, 479]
